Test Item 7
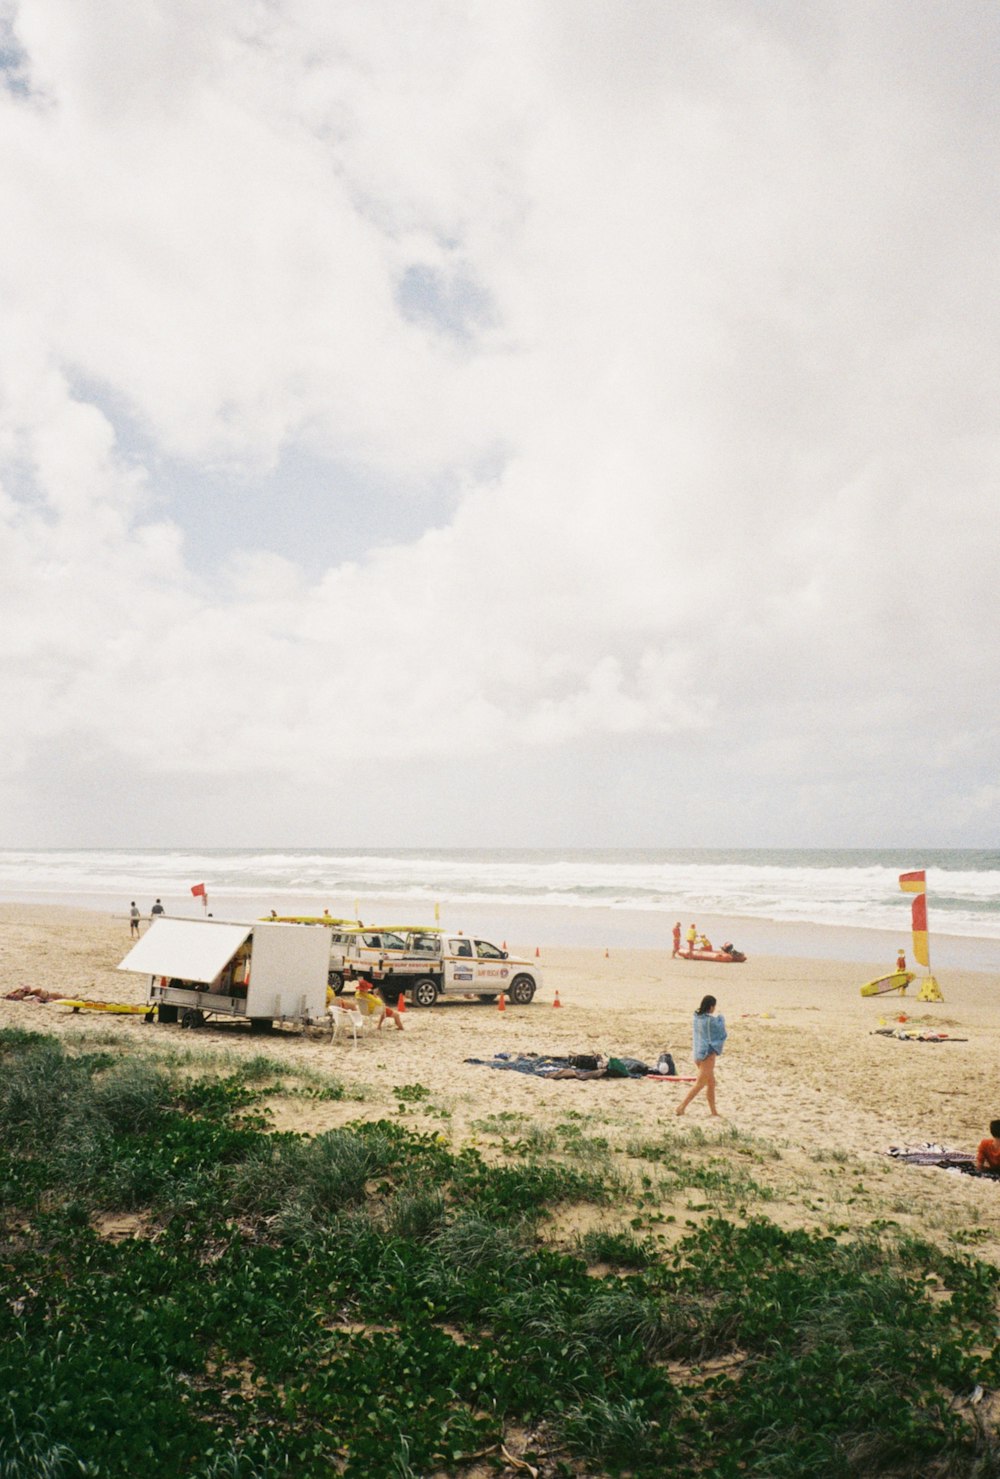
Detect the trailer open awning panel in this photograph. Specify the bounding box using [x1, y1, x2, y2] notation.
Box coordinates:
[117, 919, 252, 984]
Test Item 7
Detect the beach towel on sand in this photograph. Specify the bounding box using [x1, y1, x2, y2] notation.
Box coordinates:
[464, 1052, 653, 1079]
[885, 1144, 981, 1172]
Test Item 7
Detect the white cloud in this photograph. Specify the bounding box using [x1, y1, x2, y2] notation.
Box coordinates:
[1, 0, 999, 843]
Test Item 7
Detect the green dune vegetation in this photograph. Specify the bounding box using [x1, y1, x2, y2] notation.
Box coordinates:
[2, 1027, 999, 1478]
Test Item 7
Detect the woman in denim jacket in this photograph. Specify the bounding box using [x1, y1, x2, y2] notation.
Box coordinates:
[676, 994, 726, 1117]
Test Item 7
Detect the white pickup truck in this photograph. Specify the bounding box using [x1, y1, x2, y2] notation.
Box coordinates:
[369, 931, 541, 1008]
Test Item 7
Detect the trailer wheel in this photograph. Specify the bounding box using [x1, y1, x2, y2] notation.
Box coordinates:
[179, 1007, 205, 1029]
[328, 970, 344, 994]
[412, 977, 439, 1008]
[249, 1018, 273, 1033]
[509, 975, 536, 1006]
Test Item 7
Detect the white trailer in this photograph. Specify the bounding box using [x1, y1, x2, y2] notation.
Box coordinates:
[117, 918, 330, 1030]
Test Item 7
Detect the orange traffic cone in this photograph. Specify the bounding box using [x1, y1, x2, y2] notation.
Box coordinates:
[502, 940, 507, 951]
[553, 990, 561, 1008]
[604, 948, 609, 958]
[535, 945, 540, 958]
[397, 993, 406, 1013]
[498, 993, 506, 1012]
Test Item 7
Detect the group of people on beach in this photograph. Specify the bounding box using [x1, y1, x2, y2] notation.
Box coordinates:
[129, 900, 164, 936]
[670, 922, 742, 960]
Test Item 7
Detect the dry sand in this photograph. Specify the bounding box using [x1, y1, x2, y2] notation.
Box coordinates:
[3, 903, 999, 1260]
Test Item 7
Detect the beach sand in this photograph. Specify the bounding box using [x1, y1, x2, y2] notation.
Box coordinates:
[3, 903, 999, 1262]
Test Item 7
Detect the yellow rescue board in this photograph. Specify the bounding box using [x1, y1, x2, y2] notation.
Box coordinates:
[860, 971, 914, 998]
[54, 999, 151, 1014]
[262, 916, 359, 927]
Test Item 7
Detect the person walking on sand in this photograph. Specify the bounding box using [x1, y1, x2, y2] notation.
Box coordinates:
[685, 923, 697, 957]
[672, 922, 682, 958]
[676, 994, 727, 1117]
[129, 902, 141, 938]
[151, 898, 165, 921]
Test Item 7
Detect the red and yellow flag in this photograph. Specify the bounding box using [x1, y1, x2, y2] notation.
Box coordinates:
[899, 870, 926, 894]
[910, 892, 930, 967]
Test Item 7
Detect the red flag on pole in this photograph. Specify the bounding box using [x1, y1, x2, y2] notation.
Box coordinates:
[899, 870, 926, 894]
[191, 883, 206, 898]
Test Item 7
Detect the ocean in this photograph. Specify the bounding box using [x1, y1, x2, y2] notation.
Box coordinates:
[0, 848, 998, 968]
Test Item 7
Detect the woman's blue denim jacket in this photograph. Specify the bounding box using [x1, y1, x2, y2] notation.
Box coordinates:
[692, 1011, 727, 1061]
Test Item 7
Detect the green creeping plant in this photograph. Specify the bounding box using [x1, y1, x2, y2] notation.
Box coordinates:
[1, 1035, 999, 1478]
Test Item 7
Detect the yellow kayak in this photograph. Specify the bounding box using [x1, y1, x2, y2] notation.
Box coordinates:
[860, 971, 914, 998]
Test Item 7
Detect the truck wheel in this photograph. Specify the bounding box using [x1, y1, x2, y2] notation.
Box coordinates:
[412, 977, 439, 1008]
[509, 975, 536, 1006]
[179, 1007, 205, 1029]
[328, 970, 344, 994]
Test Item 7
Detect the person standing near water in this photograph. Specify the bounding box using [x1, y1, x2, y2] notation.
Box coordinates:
[676, 994, 727, 1117]
[672, 922, 682, 958]
[129, 902, 141, 937]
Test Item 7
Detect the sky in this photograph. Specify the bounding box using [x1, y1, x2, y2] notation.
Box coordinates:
[1, 0, 998, 849]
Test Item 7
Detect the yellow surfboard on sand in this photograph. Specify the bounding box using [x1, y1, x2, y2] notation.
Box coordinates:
[860, 971, 914, 998]
[54, 999, 151, 1014]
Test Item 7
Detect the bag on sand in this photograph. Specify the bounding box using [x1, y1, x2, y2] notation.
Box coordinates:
[607, 1057, 651, 1078]
[569, 1053, 599, 1071]
[655, 1052, 677, 1076]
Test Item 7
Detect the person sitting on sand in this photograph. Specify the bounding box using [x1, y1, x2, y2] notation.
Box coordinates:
[975, 1120, 1000, 1173]
[341, 976, 404, 1031]
[676, 994, 727, 1117]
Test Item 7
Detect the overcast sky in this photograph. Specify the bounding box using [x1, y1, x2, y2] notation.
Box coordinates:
[1, 0, 998, 849]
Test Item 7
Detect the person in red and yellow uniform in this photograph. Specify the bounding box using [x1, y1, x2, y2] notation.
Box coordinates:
[975, 1120, 1000, 1172]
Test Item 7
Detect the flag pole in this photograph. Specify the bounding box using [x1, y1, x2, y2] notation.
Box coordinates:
[899, 870, 943, 1002]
